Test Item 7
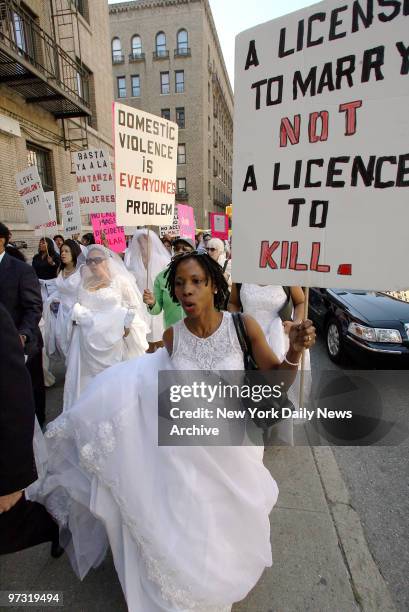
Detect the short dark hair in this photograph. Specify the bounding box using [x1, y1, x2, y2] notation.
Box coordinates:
[6, 244, 26, 262]
[53, 234, 64, 243]
[165, 251, 229, 310]
[0, 222, 11, 246]
[82, 232, 95, 245]
[60, 239, 81, 269]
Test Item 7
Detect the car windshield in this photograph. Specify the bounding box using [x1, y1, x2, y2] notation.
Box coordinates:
[381, 290, 409, 303]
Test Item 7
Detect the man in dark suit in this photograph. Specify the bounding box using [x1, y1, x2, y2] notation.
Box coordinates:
[0, 303, 62, 556]
[0, 222, 46, 426]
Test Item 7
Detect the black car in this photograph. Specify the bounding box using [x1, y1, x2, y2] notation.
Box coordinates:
[309, 289, 409, 366]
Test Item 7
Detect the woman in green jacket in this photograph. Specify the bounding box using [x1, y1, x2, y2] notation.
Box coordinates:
[143, 237, 194, 329]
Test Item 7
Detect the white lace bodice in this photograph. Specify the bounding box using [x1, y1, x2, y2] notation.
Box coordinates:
[78, 283, 122, 312]
[240, 284, 287, 336]
[171, 312, 244, 370]
[54, 268, 81, 308]
[77, 276, 140, 314]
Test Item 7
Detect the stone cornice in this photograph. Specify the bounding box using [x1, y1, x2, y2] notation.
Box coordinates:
[109, 0, 200, 14]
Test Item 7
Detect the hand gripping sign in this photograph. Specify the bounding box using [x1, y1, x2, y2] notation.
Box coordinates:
[232, 0, 409, 290]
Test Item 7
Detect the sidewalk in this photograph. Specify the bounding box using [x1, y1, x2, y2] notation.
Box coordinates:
[0, 397, 397, 611]
[234, 437, 397, 612]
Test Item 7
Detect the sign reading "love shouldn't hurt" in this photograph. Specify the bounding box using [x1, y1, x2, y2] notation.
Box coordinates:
[232, 0, 409, 290]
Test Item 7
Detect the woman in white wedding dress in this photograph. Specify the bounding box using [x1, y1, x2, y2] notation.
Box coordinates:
[28, 253, 315, 611]
[62, 245, 149, 410]
[44, 240, 82, 362]
[229, 284, 311, 444]
[126, 228, 171, 352]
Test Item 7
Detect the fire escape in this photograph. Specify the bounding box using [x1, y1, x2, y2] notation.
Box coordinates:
[0, 0, 90, 151]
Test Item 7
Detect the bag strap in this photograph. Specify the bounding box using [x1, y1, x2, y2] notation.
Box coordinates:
[235, 283, 242, 311]
[232, 312, 256, 361]
[222, 260, 228, 273]
[282, 286, 291, 301]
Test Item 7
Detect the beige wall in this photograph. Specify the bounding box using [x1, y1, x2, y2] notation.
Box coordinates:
[0, 0, 114, 254]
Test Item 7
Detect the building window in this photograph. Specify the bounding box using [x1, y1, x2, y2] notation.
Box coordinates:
[175, 70, 184, 93]
[131, 35, 142, 58]
[208, 116, 211, 132]
[73, 0, 88, 20]
[156, 31, 167, 56]
[177, 29, 188, 53]
[176, 107, 185, 129]
[177, 178, 186, 194]
[112, 37, 123, 63]
[26, 143, 53, 192]
[177, 144, 186, 165]
[160, 72, 170, 94]
[75, 59, 97, 128]
[208, 149, 211, 169]
[161, 108, 171, 120]
[117, 76, 126, 98]
[208, 181, 211, 196]
[131, 75, 140, 97]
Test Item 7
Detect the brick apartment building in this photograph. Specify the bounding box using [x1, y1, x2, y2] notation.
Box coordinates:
[109, 0, 233, 228]
[0, 0, 113, 252]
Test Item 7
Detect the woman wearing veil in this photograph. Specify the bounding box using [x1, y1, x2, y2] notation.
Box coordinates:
[127, 228, 170, 352]
[62, 245, 149, 410]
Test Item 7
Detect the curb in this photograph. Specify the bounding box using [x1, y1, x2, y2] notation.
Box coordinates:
[311, 446, 397, 612]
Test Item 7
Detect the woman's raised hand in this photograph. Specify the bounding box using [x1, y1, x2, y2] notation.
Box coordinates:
[143, 289, 155, 306]
[288, 320, 316, 353]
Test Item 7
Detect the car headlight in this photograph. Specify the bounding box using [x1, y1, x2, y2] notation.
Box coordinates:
[375, 328, 402, 343]
[348, 322, 402, 343]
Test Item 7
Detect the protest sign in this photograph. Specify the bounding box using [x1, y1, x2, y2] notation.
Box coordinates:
[15, 166, 49, 226]
[114, 102, 178, 226]
[178, 204, 195, 240]
[210, 213, 229, 240]
[233, 0, 409, 290]
[91, 212, 126, 253]
[159, 209, 180, 238]
[35, 192, 58, 237]
[73, 148, 115, 214]
[61, 192, 82, 235]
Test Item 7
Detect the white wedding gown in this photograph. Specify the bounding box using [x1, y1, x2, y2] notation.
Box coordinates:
[63, 276, 149, 410]
[28, 313, 278, 611]
[44, 268, 82, 361]
[240, 285, 311, 444]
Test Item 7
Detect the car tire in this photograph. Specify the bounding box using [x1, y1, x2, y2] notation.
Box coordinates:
[325, 317, 345, 364]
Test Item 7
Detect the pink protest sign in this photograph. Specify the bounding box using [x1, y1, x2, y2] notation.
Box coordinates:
[177, 204, 195, 241]
[91, 212, 126, 253]
[210, 213, 229, 240]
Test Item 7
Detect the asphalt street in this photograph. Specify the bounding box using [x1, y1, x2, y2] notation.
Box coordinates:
[310, 334, 409, 612]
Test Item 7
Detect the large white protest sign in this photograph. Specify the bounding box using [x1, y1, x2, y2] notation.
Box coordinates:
[35, 192, 58, 237]
[15, 166, 50, 227]
[73, 148, 115, 214]
[233, 1, 409, 290]
[61, 192, 82, 235]
[114, 102, 178, 226]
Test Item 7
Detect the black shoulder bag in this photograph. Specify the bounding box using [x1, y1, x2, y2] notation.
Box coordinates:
[231, 313, 294, 429]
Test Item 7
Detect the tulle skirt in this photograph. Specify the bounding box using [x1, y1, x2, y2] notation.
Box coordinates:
[28, 349, 278, 611]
